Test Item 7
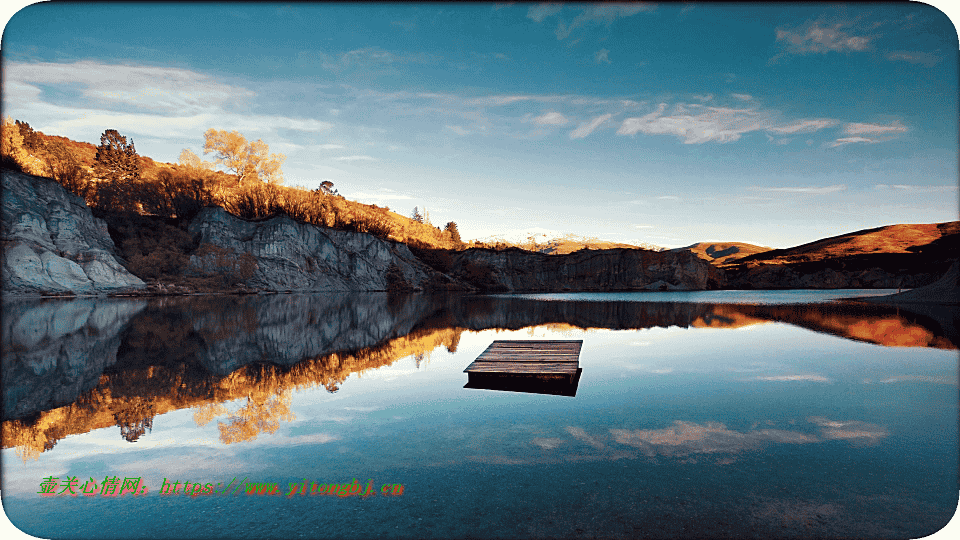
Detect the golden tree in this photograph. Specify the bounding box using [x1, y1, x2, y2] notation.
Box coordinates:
[202, 129, 285, 186]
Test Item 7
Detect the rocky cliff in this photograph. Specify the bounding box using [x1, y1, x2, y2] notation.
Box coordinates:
[1, 169, 145, 295]
[447, 247, 718, 292]
[187, 207, 466, 292]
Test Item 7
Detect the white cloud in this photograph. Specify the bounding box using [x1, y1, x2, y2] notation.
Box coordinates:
[533, 111, 570, 126]
[731, 93, 753, 101]
[829, 136, 879, 148]
[757, 184, 846, 194]
[618, 103, 768, 144]
[445, 125, 471, 135]
[874, 184, 958, 193]
[595, 48, 612, 64]
[350, 189, 413, 202]
[767, 119, 836, 134]
[842, 121, 907, 135]
[774, 21, 872, 57]
[526, 3, 564, 23]
[315, 144, 345, 150]
[886, 50, 940, 67]
[333, 155, 377, 162]
[757, 374, 831, 382]
[554, 3, 656, 40]
[569, 113, 613, 139]
[6, 60, 256, 116]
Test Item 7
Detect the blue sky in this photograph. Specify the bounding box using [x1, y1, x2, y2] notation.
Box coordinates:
[2, 2, 957, 248]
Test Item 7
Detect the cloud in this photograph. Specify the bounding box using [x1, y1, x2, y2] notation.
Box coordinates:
[828, 136, 880, 148]
[886, 50, 939, 67]
[565, 426, 606, 449]
[842, 121, 907, 135]
[757, 374, 831, 382]
[333, 155, 377, 162]
[526, 3, 564, 23]
[874, 184, 958, 193]
[690, 93, 713, 102]
[315, 144, 345, 150]
[5, 60, 256, 116]
[445, 125, 472, 135]
[350, 188, 413, 202]
[531, 437, 566, 450]
[731, 93, 753, 101]
[767, 119, 836, 134]
[545, 3, 655, 40]
[610, 420, 819, 457]
[618, 103, 769, 144]
[757, 185, 846, 194]
[774, 21, 872, 58]
[595, 48, 612, 64]
[569, 113, 613, 139]
[808, 417, 888, 444]
[533, 111, 570, 126]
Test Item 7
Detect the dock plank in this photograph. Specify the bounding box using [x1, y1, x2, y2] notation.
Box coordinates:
[464, 340, 583, 376]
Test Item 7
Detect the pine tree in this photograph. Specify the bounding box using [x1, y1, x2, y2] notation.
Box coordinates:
[444, 221, 463, 247]
[94, 129, 140, 184]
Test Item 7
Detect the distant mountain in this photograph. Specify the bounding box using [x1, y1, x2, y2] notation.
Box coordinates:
[671, 242, 772, 266]
[474, 230, 661, 254]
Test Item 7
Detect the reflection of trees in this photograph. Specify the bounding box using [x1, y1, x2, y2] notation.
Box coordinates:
[2, 324, 465, 456]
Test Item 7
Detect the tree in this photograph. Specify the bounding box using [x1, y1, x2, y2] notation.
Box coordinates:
[202, 129, 285, 186]
[45, 139, 89, 198]
[178, 148, 213, 170]
[444, 221, 463, 246]
[411, 206, 424, 223]
[94, 129, 140, 183]
[317, 180, 338, 196]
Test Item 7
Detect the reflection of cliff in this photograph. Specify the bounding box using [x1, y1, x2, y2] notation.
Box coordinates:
[4, 294, 954, 459]
[2, 298, 146, 420]
[2, 318, 464, 459]
[448, 297, 957, 350]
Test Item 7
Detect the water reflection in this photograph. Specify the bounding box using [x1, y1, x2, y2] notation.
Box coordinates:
[2, 292, 956, 460]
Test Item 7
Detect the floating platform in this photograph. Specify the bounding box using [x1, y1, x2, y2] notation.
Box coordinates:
[463, 340, 583, 396]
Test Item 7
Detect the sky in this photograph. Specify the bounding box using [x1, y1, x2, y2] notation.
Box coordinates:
[1, 2, 958, 249]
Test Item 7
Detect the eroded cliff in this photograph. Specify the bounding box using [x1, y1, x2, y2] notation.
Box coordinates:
[1, 170, 145, 294]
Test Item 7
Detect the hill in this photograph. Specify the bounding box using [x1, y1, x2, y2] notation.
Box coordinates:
[732, 222, 959, 266]
[671, 242, 772, 266]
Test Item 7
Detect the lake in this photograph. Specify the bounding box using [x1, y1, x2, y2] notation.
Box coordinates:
[2, 290, 957, 539]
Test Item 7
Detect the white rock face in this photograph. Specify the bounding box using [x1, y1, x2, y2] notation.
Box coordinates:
[2, 169, 146, 295]
[187, 206, 461, 291]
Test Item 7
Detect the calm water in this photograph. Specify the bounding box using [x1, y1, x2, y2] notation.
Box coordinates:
[2, 291, 957, 539]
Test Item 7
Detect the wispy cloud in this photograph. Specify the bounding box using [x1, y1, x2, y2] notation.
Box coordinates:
[767, 119, 837, 134]
[569, 113, 613, 139]
[886, 50, 940, 67]
[533, 111, 570, 126]
[757, 374, 831, 382]
[618, 103, 768, 144]
[595, 48, 612, 64]
[333, 155, 377, 162]
[731, 93, 753, 101]
[756, 184, 846, 194]
[874, 184, 958, 193]
[526, 3, 563, 23]
[773, 20, 872, 60]
[829, 136, 880, 148]
[350, 188, 413, 202]
[842, 121, 907, 135]
[527, 2, 655, 40]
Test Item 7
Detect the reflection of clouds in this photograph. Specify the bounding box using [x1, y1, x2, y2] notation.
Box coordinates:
[757, 374, 831, 383]
[876, 375, 955, 386]
[532, 437, 565, 450]
[609, 421, 827, 457]
[565, 426, 606, 449]
[808, 417, 888, 444]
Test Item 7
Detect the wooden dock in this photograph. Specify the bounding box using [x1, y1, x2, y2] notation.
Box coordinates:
[464, 340, 583, 383]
